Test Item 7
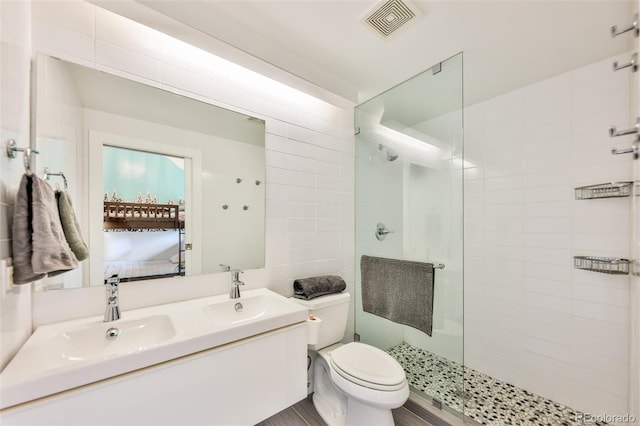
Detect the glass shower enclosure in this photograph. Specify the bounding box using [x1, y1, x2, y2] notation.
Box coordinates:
[354, 53, 464, 417]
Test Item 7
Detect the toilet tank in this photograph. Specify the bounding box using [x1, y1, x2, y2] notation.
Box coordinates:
[292, 292, 350, 350]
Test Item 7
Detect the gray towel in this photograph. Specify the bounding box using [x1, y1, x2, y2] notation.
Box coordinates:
[293, 275, 346, 300]
[30, 175, 78, 276]
[56, 190, 88, 261]
[360, 255, 434, 336]
[11, 175, 46, 284]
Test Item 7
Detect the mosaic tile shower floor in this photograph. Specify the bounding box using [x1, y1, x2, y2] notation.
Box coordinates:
[387, 343, 607, 426]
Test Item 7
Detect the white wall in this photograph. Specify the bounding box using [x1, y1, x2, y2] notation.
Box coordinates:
[22, 0, 355, 340]
[464, 52, 633, 418]
[0, 1, 33, 370]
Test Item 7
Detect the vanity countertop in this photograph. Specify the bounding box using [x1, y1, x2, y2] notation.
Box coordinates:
[0, 288, 307, 409]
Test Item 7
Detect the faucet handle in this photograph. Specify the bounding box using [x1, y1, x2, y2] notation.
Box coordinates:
[229, 270, 244, 299]
[231, 269, 244, 283]
[103, 274, 121, 323]
[105, 274, 119, 287]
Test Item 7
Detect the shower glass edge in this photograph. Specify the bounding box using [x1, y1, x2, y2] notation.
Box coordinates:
[353, 52, 465, 420]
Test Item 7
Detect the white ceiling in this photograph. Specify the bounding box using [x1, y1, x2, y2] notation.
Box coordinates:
[109, 0, 634, 106]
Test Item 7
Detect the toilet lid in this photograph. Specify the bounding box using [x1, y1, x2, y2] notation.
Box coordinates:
[329, 343, 406, 390]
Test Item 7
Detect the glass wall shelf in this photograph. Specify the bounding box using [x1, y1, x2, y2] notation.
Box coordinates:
[574, 181, 632, 200]
[573, 256, 630, 275]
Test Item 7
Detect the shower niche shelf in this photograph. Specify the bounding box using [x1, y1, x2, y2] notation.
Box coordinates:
[574, 181, 632, 200]
[573, 256, 630, 275]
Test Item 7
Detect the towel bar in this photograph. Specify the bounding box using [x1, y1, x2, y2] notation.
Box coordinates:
[434, 263, 445, 269]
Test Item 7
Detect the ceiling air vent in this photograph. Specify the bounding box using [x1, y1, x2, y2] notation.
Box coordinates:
[362, 0, 421, 38]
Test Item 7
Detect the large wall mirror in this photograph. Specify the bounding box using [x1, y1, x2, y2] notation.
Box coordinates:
[34, 54, 266, 291]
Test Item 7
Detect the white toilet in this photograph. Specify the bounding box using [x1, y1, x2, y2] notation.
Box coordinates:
[293, 292, 409, 426]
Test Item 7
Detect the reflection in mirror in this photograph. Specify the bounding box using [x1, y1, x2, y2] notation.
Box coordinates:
[102, 146, 186, 282]
[88, 130, 199, 287]
[34, 53, 266, 290]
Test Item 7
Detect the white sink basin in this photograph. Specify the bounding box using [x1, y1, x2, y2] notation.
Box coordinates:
[203, 293, 300, 326]
[21, 315, 177, 368]
[0, 288, 308, 409]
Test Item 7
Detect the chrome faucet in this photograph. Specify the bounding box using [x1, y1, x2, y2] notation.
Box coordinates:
[104, 274, 121, 322]
[230, 269, 244, 299]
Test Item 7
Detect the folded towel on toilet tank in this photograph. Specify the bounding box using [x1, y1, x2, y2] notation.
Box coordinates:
[293, 275, 346, 300]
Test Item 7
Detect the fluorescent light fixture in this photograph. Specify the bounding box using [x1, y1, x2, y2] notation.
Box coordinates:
[160, 31, 326, 109]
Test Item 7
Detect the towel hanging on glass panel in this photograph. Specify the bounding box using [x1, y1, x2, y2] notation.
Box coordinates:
[360, 255, 435, 336]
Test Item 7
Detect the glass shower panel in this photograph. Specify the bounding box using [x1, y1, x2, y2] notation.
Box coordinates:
[354, 52, 464, 417]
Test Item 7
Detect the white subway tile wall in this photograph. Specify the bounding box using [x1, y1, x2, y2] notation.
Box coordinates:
[0, 1, 31, 254]
[0, 0, 33, 370]
[464, 53, 632, 416]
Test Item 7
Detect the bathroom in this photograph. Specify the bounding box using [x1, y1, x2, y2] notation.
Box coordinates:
[0, 0, 638, 425]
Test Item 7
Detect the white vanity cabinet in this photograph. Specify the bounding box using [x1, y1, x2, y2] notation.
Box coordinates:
[1, 323, 307, 426]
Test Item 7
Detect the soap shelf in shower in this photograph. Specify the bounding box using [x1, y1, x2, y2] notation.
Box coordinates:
[573, 256, 630, 275]
[574, 181, 632, 200]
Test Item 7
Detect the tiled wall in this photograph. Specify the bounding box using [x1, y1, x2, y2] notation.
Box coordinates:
[24, 1, 355, 334]
[0, 1, 33, 370]
[464, 53, 633, 416]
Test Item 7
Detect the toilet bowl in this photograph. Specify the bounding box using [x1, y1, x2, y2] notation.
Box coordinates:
[293, 293, 409, 426]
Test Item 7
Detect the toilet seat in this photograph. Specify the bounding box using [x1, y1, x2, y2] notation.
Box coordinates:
[328, 343, 406, 391]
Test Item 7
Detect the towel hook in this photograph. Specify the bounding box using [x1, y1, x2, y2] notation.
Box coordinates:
[43, 167, 69, 190]
[609, 117, 640, 138]
[6, 139, 39, 175]
[375, 223, 395, 241]
[613, 52, 638, 73]
[610, 13, 639, 38]
[611, 138, 639, 160]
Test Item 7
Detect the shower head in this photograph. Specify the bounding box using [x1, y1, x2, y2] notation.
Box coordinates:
[378, 144, 399, 161]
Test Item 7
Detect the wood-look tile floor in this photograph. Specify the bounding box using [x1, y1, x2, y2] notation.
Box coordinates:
[256, 395, 434, 426]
